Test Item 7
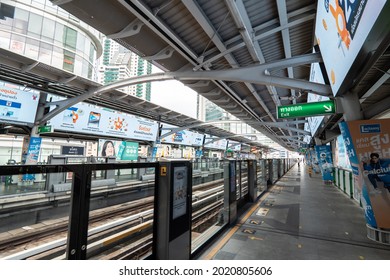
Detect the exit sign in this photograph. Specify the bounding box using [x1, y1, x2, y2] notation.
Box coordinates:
[277, 100, 335, 119]
[37, 125, 52, 134]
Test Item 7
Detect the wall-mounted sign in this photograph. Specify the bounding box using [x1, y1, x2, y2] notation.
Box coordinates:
[0, 84, 39, 126]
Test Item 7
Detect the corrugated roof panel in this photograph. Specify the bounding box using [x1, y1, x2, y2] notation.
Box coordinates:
[244, 0, 279, 28]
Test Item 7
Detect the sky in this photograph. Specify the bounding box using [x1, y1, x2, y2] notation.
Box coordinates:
[150, 66, 198, 119]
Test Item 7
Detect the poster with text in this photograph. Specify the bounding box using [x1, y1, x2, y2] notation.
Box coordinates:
[315, 145, 334, 181]
[315, 0, 386, 96]
[0, 85, 39, 126]
[339, 119, 390, 228]
[48, 102, 158, 141]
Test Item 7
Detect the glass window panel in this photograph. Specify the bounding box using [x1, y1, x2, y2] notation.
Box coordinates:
[25, 38, 39, 60]
[63, 50, 75, 72]
[13, 17, 28, 34]
[27, 13, 42, 39]
[64, 26, 77, 50]
[41, 17, 55, 41]
[0, 17, 13, 30]
[76, 32, 85, 52]
[0, 30, 11, 49]
[51, 45, 63, 69]
[10, 34, 25, 54]
[54, 22, 64, 44]
[73, 54, 83, 76]
[39, 41, 53, 64]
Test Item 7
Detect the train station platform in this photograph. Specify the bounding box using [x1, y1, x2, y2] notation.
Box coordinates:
[196, 164, 390, 260]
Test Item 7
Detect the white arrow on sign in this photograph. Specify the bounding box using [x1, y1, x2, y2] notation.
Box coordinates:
[324, 105, 332, 112]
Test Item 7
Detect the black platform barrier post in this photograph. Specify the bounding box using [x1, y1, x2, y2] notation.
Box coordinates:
[247, 160, 257, 202]
[224, 159, 237, 225]
[154, 159, 192, 259]
[66, 164, 92, 260]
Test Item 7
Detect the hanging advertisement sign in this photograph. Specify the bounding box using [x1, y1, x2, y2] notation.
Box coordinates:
[98, 139, 139, 161]
[315, 0, 386, 96]
[160, 124, 204, 146]
[0, 85, 40, 126]
[315, 145, 334, 181]
[204, 135, 228, 150]
[339, 119, 390, 229]
[48, 102, 158, 141]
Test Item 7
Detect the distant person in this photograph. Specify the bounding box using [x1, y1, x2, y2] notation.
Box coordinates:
[362, 152, 390, 194]
[101, 140, 116, 157]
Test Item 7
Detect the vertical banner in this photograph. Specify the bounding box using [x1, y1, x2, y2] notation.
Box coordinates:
[21, 136, 42, 181]
[340, 119, 390, 228]
[315, 145, 334, 181]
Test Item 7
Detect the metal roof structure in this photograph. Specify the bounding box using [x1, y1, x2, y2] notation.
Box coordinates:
[1, 0, 389, 151]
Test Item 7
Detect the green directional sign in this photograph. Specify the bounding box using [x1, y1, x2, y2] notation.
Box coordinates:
[37, 125, 52, 134]
[277, 100, 336, 119]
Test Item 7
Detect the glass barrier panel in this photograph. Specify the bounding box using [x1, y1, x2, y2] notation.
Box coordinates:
[191, 160, 227, 253]
[86, 165, 156, 260]
[0, 169, 71, 260]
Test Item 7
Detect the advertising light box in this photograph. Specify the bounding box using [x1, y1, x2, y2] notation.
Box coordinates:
[160, 124, 204, 146]
[315, 0, 386, 96]
[48, 102, 158, 141]
[0, 84, 40, 126]
[204, 135, 228, 151]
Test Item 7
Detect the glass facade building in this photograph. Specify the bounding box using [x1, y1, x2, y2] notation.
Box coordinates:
[0, 0, 102, 80]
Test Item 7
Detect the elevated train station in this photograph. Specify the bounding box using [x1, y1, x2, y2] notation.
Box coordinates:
[0, 0, 390, 260]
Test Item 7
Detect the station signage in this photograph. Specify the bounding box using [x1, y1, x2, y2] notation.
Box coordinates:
[277, 100, 335, 119]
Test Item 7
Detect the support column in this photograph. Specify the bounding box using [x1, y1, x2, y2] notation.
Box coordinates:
[338, 92, 364, 121]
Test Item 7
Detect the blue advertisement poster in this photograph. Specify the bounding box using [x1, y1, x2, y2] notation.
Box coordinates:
[339, 119, 390, 229]
[315, 145, 334, 181]
[22, 137, 42, 181]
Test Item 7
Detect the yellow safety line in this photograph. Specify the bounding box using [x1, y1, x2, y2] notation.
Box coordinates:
[202, 190, 271, 260]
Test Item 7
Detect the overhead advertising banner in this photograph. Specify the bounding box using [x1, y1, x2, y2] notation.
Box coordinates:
[0, 85, 40, 126]
[48, 102, 158, 141]
[204, 135, 228, 151]
[315, 145, 334, 181]
[306, 62, 330, 136]
[339, 119, 390, 229]
[98, 139, 139, 161]
[315, 0, 386, 96]
[228, 141, 241, 152]
[160, 124, 204, 146]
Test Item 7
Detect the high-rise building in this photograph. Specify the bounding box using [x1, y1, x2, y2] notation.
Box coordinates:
[97, 38, 152, 101]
